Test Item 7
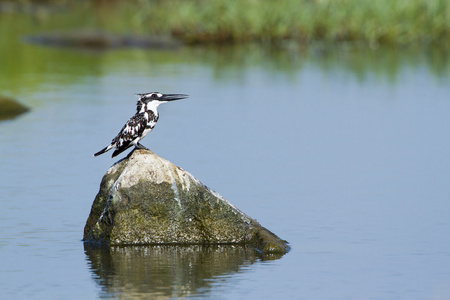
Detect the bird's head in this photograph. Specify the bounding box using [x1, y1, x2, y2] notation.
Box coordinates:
[138, 92, 188, 103]
[136, 92, 189, 112]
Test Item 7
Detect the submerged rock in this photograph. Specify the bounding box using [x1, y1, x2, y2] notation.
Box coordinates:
[84, 244, 282, 299]
[0, 95, 29, 121]
[84, 149, 289, 254]
[25, 30, 180, 50]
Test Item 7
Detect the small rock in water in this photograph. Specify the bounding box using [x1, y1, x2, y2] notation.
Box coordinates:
[83, 149, 289, 254]
[0, 95, 29, 121]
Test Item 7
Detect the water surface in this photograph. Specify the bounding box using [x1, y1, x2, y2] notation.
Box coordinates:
[1, 15, 450, 299]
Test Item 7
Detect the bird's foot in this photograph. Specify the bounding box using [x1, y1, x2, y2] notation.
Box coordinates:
[135, 143, 149, 150]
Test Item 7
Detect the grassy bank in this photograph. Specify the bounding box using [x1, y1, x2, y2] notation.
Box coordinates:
[130, 0, 449, 47]
[3, 0, 449, 47]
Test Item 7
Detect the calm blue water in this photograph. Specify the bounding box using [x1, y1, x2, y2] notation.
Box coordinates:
[1, 44, 450, 299]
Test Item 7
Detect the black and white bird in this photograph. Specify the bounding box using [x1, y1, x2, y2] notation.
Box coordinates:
[94, 92, 188, 158]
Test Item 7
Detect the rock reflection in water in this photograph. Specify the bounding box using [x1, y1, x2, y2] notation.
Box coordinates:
[84, 244, 284, 298]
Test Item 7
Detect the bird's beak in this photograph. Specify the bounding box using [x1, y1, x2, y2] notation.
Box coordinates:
[161, 94, 189, 101]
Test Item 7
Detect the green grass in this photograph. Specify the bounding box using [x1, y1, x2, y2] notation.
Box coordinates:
[127, 0, 449, 47]
[4, 0, 449, 47]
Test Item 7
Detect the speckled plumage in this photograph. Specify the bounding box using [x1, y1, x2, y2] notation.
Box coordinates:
[94, 92, 188, 158]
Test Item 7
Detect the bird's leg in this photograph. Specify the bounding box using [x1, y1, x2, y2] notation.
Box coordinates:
[135, 143, 149, 150]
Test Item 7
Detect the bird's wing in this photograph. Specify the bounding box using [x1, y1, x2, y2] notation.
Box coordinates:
[112, 112, 147, 149]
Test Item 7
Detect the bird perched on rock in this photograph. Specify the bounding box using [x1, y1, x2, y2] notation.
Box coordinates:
[94, 92, 188, 158]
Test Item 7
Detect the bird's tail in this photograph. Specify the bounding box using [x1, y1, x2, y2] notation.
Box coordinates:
[93, 145, 112, 157]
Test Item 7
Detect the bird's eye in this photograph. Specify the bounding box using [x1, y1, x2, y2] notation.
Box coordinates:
[151, 93, 159, 99]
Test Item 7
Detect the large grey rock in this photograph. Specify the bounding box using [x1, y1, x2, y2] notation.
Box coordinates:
[84, 149, 289, 254]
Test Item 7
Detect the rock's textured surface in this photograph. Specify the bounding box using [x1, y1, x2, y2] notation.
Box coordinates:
[84, 149, 289, 253]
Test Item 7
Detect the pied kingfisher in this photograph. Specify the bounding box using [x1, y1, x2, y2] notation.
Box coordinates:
[94, 92, 188, 158]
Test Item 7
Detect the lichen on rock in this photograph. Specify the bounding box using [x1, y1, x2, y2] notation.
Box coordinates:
[84, 149, 289, 254]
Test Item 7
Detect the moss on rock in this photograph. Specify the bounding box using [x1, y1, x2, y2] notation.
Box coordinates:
[84, 149, 289, 254]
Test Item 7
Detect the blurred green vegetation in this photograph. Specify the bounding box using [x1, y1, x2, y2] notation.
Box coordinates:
[0, 0, 448, 99]
[156, 0, 450, 47]
[0, 0, 448, 47]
